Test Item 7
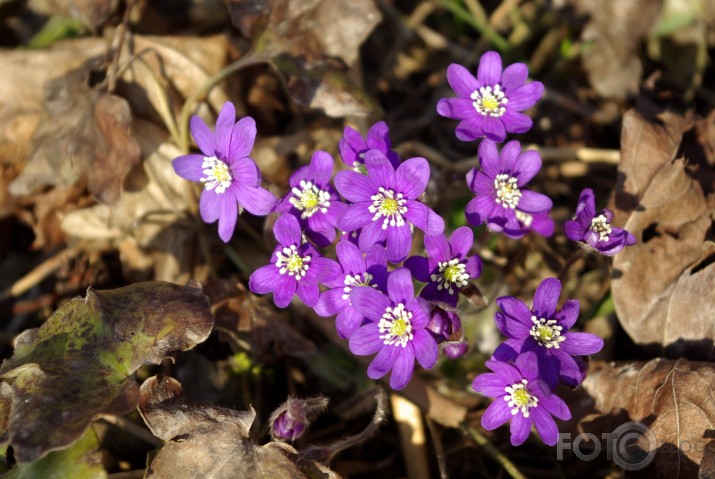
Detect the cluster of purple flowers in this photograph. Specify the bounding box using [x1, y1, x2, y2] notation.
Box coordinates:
[171, 51, 638, 447]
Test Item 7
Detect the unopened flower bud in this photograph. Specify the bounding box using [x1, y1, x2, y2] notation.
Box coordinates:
[269, 396, 328, 442]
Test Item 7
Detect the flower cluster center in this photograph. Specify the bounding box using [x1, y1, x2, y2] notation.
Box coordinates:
[504, 379, 538, 417]
[379, 303, 414, 348]
[589, 215, 612, 242]
[494, 174, 522, 209]
[289, 180, 331, 219]
[342, 272, 376, 300]
[275, 245, 311, 280]
[201, 156, 233, 194]
[529, 315, 565, 349]
[369, 187, 408, 230]
[471, 85, 508, 117]
[430, 258, 469, 295]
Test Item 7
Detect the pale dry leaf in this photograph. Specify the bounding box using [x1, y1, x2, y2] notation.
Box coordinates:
[612, 110, 715, 360]
[27, 0, 118, 29]
[138, 375, 341, 479]
[580, 358, 715, 478]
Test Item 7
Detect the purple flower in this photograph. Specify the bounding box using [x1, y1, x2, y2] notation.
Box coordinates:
[492, 278, 604, 388]
[437, 52, 544, 142]
[347, 268, 439, 390]
[172, 101, 277, 242]
[249, 214, 340, 308]
[427, 307, 469, 359]
[465, 139, 552, 238]
[275, 151, 348, 246]
[339, 121, 401, 174]
[269, 396, 328, 442]
[314, 241, 388, 339]
[335, 150, 444, 263]
[404, 227, 482, 307]
[472, 351, 571, 446]
[563, 188, 637, 255]
[514, 210, 554, 238]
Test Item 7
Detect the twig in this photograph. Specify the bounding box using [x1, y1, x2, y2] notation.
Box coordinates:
[426, 417, 449, 479]
[99, 414, 163, 448]
[462, 423, 527, 479]
[106, 0, 136, 93]
[392, 394, 430, 479]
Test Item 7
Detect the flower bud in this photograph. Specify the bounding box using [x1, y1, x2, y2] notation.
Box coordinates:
[269, 396, 328, 442]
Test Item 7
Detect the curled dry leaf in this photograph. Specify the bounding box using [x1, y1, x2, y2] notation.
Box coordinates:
[8, 58, 141, 206]
[612, 110, 715, 360]
[579, 358, 715, 478]
[0, 281, 213, 462]
[227, 0, 382, 117]
[563, 0, 664, 99]
[138, 375, 341, 479]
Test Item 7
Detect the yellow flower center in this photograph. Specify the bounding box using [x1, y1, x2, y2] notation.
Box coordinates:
[504, 379, 539, 418]
[369, 187, 408, 230]
[289, 180, 331, 219]
[471, 85, 508, 117]
[430, 258, 469, 295]
[378, 303, 414, 348]
[275, 245, 311, 280]
[200, 156, 233, 194]
[529, 316, 565, 349]
[589, 215, 612, 242]
[494, 174, 522, 209]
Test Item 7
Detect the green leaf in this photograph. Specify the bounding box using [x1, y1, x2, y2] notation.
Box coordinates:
[2, 427, 106, 479]
[0, 281, 214, 462]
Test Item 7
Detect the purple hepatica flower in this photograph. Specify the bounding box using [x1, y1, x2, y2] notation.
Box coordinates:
[427, 307, 468, 359]
[249, 214, 340, 308]
[348, 268, 438, 390]
[404, 226, 482, 307]
[472, 351, 571, 446]
[275, 151, 348, 247]
[335, 150, 444, 263]
[314, 241, 388, 339]
[492, 278, 604, 388]
[514, 210, 554, 238]
[339, 121, 401, 174]
[437, 51, 544, 142]
[466, 139, 552, 238]
[563, 188, 637, 256]
[173, 101, 277, 242]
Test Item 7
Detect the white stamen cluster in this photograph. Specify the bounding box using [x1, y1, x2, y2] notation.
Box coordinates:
[342, 272, 376, 300]
[200, 156, 232, 194]
[369, 187, 408, 230]
[471, 85, 508, 117]
[529, 315, 565, 349]
[494, 174, 522, 209]
[515, 210, 533, 228]
[504, 379, 538, 417]
[378, 303, 414, 348]
[589, 215, 612, 242]
[275, 245, 310, 280]
[430, 258, 469, 295]
[289, 180, 331, 219]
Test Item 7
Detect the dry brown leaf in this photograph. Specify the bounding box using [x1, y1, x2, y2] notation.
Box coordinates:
[8, 58, 141, 206]
[579, 358, 715, 478]
[138, 375, 341, 479]
[27, 0, 118, 29]
[611, 110, 715, 360]
[566, 0, 664, 99]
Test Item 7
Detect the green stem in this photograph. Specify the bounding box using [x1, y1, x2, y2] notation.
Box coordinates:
[432, 0, 511, 52]
[462, 423, 527, 479]
[178, 51, 270, 154]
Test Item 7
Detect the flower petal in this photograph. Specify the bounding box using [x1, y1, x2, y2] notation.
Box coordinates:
[531, 407, 559, 446]
[481, 399, 512, 431]
[464, 255, 482, 279]
[386, 225, 412, 263]
[532, 278, 561, 319]
[482, 116, 507, 142]
[296, 280, 319, 307]
[513, 149, 542, 186]
[395, 157, 429, 199]
[336, 240, 366, 275]
[562, 332, 604, 356]
[338, 126, 365, 166]
[424, 235, 449, 265]
[539, 390, 572, 421]
[412, 329, 438, 369]
[273, 275, 297, 308]
[501, 62, 528, 92]
[366, 121, 391, 151]
[336, 307, 364, 340]
[498, 140, 521, 173]
[471, 373, 509, 398]
[472, 170, 495, 196]
[494, 312, 530, 339]
[554, 299, 579, 329]
[234, 185, 276, 216]
[496, 296, 533, 326]
[228, 116, 256, 161]
[446, 63, 479, 97]
[314, 288, 345, 317]
[576, 188, 596, 221]
[214, 102, 236, 161]
[436, 98, 476, 120]
[507, 81, 544, 111]
[563, 220, 586, 242]
[350, 323, 383, 355]
[173, 154, 205, 182]
[518, 190, 552, 214]
[350, 286, 390, 321]
[338, 202, 372, 233]
[190, 115, 216, 156]
[335, 170, 375, 202]
[387, 267, 414, 303]
[515, 351, 540, 381]
[389, 347, 416, 390]
[368, 346, 399, 381]
[249, 264, 280, 294]
[307, 150, 335, 186]
[199, 189, 220, 223]
[478, 138, 500, 178]
[364, 150, 396, 190]
[403, 256, 430, 283]
[217, 194, 238, 242]
[358, 219, 387, 252]
[404, 201, 444, 236]
[273, 213, 302, 246]
[553, 350, 587, 387]
[230, 157, 260, 188]
[465, 195, 497, 227]
[477, 51, 502, 86]
[448, 226, 473, 258]
[509, 413, 532, 446]
[502, 110, 533, 135]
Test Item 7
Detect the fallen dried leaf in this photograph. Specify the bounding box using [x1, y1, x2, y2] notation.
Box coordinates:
[0, 281, 213, 462]
[138, 375, 341, 479]
[579, 358, 715, 478]
[612, 110, 715, 360]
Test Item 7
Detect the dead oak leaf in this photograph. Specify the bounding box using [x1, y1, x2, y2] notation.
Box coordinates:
[580, 359, 715, 478]
[138, 375, 340, 479]
[0, 281, 213, 463]
[8, 59, 141, 206]
[612, 110, 715, 360]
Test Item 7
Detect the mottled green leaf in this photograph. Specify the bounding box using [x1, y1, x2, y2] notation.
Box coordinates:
[2, 426, 106, 479]
[0, 281, 214, 462]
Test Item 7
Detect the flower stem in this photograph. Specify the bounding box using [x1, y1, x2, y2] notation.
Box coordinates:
[461, 422, 527, 479]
